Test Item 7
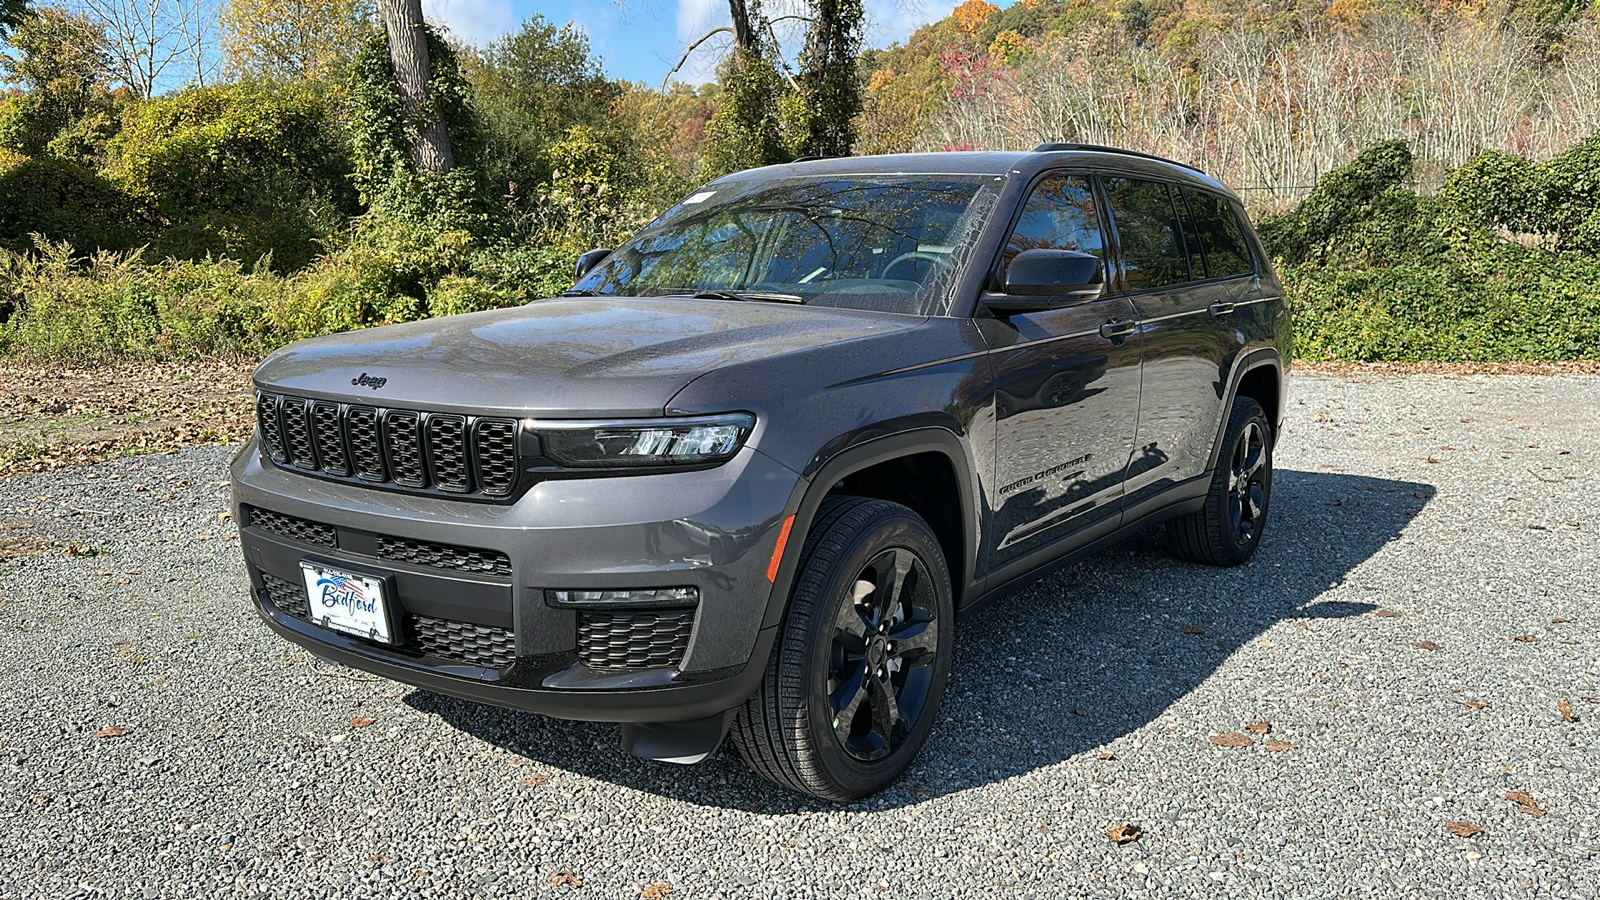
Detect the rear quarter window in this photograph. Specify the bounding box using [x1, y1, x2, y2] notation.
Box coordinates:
[1181, 188, 1254, 279]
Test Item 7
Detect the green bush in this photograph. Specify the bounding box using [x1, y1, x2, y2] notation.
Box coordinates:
[1536, 132, 1600, 253]
[1285, 246, 1600, 361]
[0, 241, 289, 360]
[105, 82, 357, 270]
[0, 149, 147, 253]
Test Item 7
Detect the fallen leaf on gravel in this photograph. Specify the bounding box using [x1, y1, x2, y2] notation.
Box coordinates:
[1445, 820, 1483, 838]
[1265, 741, 1292, 752]
[1181, 626, 1206, 635]
[217, 511, 232, 522]
[115, 577, 130, 585]
[548, 871, 582, 888]
[1037, 824, 1051, 834]
[1460, 700, 1488, 709]
[94, 726, 126, 739]
[124, 569, 141, 575]
[1506, 792, 1546, 818]
[1210, 732, 1254, 748]
[349, 716, 375, 728]
[1559, 698, 1574, 722]
[1245, 721, 1272, 734]
[370, 854, 390, 863]
[1510, 634, 1539, 643]
[1096, 752, 1116, 761]
[641, 883, 672, 899]
[194, 534, 212, 541]
[1374, 609, 1402, 618]
[521, 773, 552, 787]
[65, 543, 98, 558]
[1071, 708, 1089, 716]
[1106, 823, 1142, 845]
[1552, 617, 1575, 624]
[1414, 641, 1442, 651]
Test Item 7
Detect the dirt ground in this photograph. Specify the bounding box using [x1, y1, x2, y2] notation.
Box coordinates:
[0, 360, 256, 479]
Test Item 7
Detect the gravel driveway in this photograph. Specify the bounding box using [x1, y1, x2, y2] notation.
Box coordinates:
[2, 371, 1596, 899]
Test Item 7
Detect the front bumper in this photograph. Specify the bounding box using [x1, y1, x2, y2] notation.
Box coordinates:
[232, 437, 800, 723]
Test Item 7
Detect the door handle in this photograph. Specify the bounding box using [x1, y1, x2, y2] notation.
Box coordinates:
[1098, 319, 1136, 341]
[1208, 302, 1237, 317]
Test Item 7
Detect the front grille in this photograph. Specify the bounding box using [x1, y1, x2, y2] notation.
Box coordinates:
[262, 572, 310, 618]
[577, 609, 695, 670]
[474, 420, 517, 497]
[280, 397, 317, 470]
[257, 393, 287, 463]
[254, 391, 521, 500]
[258, 573, 516, 669]
[410, 615, 516, 668]
[311, 402, 349, 476]
[377, 536, 512, 576]
[246, 506, 336, 548]
[427, 415, 470, 492]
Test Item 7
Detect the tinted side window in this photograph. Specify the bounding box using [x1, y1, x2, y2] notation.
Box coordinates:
[1103, 178, 1189, 291]
[1182, 188, 1253, 279]
[1004, 175, 1105, 268]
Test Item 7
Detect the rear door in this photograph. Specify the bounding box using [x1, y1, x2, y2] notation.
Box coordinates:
[1101, 178, 1248, 507]
[979, 173, 1142, 569]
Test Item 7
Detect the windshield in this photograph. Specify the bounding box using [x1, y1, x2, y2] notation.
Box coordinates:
[571, 174, 1003, 315]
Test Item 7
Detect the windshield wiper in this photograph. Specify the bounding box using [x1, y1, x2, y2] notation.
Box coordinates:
[559, 289, 601, 297]
[691, 290, 804, 304]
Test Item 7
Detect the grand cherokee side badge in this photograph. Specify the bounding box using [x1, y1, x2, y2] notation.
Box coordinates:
[352, 372, 388, 389]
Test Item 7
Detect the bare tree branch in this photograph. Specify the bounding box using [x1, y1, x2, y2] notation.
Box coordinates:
[661, 25, 732, 88]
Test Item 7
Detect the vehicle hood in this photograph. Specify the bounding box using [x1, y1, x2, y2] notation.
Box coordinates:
[252, 297, 920, 417]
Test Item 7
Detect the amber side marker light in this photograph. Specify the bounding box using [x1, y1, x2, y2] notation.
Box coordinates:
[766, 514, 796, 583]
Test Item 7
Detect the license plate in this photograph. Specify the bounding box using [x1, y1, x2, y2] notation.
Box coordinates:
[298, 562, 393, 643]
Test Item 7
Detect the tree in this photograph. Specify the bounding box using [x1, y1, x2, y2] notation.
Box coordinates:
[794, 0, 863, 157]
[219, 0, 369, 81]
[377, 0, 452, 173]
[63, 0, 222, 97]
[0, 8, 118, 158]
[0, 0, 29, 37]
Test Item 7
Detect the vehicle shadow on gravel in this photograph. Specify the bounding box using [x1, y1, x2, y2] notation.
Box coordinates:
[408, 468, 1433, 811]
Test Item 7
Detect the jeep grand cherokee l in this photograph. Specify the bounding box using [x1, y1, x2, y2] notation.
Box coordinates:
[233, 144, 1289, 800]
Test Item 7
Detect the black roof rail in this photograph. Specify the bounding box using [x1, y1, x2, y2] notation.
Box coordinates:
[1031, 142, 1204, 174]
[792, 155, 839, 163]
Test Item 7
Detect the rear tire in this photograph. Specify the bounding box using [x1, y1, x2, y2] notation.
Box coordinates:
[1166, 397, 1273, 567]
[729, 497, 954, 801]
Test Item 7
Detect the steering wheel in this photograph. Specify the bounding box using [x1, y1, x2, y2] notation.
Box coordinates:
[882, 250, 948, 281]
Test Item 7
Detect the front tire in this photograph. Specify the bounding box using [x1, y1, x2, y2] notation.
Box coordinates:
[729, 497, 954, 801]
[1166, 397, 1273, 566]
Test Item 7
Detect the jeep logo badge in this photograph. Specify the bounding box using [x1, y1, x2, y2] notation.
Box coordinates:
[352, 372, 388, 390]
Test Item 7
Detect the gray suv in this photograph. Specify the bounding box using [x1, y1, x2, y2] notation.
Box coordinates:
[233, 145, 1289, 800]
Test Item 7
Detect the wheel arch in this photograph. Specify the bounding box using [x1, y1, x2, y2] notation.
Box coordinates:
[1206, 349, 1284, 472]
[761, 429, 982, 629]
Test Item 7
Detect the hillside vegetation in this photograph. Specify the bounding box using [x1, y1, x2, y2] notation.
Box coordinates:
[0, 0, 1596, 363]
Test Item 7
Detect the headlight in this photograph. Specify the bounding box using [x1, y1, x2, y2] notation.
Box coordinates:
[528, 413, 755, 469]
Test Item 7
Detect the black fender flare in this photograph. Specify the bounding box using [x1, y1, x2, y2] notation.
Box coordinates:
[1205, 347, 1285, 473]
[759, 428, 983, 629]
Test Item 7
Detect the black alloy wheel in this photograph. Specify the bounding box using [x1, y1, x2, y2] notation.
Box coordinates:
[827, 547, 940, 762]
[1166, 396, 1273, 566]
[1228, 419, 1269, 546]
[730, 496, 954, 800]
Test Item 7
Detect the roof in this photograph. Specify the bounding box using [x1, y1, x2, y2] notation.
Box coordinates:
[717, 147, 1239, 200]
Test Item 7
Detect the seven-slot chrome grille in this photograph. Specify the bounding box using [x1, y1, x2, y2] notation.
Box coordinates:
[255, 391, 520, 500]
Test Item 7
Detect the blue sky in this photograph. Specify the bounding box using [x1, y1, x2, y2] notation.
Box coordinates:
[421, 1, 963, 85]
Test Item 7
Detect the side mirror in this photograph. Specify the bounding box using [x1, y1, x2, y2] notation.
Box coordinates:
[1001, 249, 1103, 299]
[574, 247, 613, 282]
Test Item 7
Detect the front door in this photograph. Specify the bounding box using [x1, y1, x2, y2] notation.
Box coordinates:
[980, 173, 1142, 570]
